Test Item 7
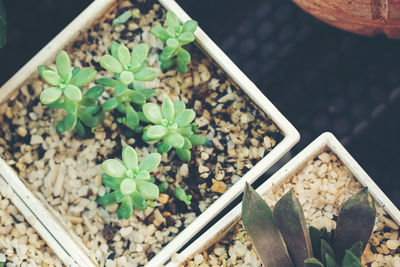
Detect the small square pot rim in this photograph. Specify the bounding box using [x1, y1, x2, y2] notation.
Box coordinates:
[169, 132, 400, 266]
[0, 0, 299, 266]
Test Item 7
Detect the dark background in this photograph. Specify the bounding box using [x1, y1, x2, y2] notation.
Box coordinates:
[1, 0, 399, 206]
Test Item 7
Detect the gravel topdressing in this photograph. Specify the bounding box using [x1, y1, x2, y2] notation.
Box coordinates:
[0, 0, 282, 265]
[0, 183, 62, 267]
[186, 151, 400, 267]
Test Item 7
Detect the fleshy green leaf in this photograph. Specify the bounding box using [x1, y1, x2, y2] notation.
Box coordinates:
[304, 258, 325, 267]
[310, 226, 323, 262]
[139, 153, 161, 173]
[321, 239, 335, 265]
[334, 188, 376, 262]
[273, 189, 313, 267]
[126, 90, 146, 105]
[151, 26, 170, 41]
[162, 97, 175, 121]
[62, 113, 77, 131]
[70, 68, 97, 87]
[120, 178, 136, 195]
[158, 182, 169, 193]
[110, 41, 120, 59]
[160, 45, 177, 60]
[178, 32, 195, 45]
[134, 67, 157, 81]
[40, 87, 62, 104]
[177, 59, 188, 74]
[165, 131, 185, 148]
[182, 20, 198, 33]
[143, 103, 162, 124]
[242, 183, 293, 266]
[146, 125, 168, 139]
[113, 10, 131, 25]
[117, 198, 133, 220]
[75, 120, 86, 138]
[174, 187, 186, 201]
[84, 86, 104, 100]
[137, 88, 155, 99]
[38, 65, 53, 78]
[118, 44, 131, 68]
[136, 170, 150, 180]
[114, 84, 127, 96]
[78, 110, 98, 127]
[64, 99, 78, 115]
[125, 105, 139, 130]
[103, 97, 120, 111]
[64, 84, 82, 101]
[102, 159, 127, 178]
[342, 250, 362, 267]
[157, 142, 172, 154]
[131, 191, 147, 210]
[182, 137, 192, 150]
[174, 101, 185, 115]
[131, 43, 148, 67]
[56, 50, 71, 80]
[122, 146, 138, 170]
[102, 173, 123, 190]
[349, 241, 363, 258]
[166, 11, 180, 28]
[137, 181, 159, 200]
[174, 109, 195, 126]
[98, 191, 117, 206]
[325, 254, 337, 267]
[100, 55, 123, 73]
[160, 58, 174, 69]
[42, 70, 61, 86]
[96, 78, 120, 87]
[176, 148, 191, 162]
[166, 38, 179, 49]
[189, 134, 206, 146]
[177, 48, 191, 63]
[120, 71, 134, 85]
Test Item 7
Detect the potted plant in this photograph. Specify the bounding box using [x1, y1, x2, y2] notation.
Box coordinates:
[0, 0, 298, 266]
[175, 132, 400, 267]
[292, 0, 400, 38]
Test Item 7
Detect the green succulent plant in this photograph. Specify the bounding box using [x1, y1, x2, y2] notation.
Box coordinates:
[98, 41, 157, 131]
[141, 96, 207, 162]
[242, 183, 376, 267]
[98, 146, 162, 219]
[151, 11, 197, 74]
[38, 50, 104, 138]
[174, 187, 192, 206]
[112, 8, 140, 25]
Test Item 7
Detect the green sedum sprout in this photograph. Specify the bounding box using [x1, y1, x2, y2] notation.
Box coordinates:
[98, 42, 157, 131]
[112, 8, 140, 25]
[141, 96, 207, 162]
[174, 187, 192, 206]
[38, 50, 104, 138]
[98, 146, 162, 219]
[151, 11, 198, 74]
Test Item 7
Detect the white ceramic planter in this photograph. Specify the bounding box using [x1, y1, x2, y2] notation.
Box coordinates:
[171, 132, 400, 266]
[0, 0, 299, 266]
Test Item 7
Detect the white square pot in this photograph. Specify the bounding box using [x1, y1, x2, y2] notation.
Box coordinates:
[170, 132, 400, 266]
[0, 0, 299, 266]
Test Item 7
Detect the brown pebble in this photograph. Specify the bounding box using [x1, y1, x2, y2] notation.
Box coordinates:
[158, 193, 169, 205]
[211, 179, 227, 194]
[102, 223, 115, 241]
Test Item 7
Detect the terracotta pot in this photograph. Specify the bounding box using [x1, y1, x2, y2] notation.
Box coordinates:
[292, 0, 400, 38]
